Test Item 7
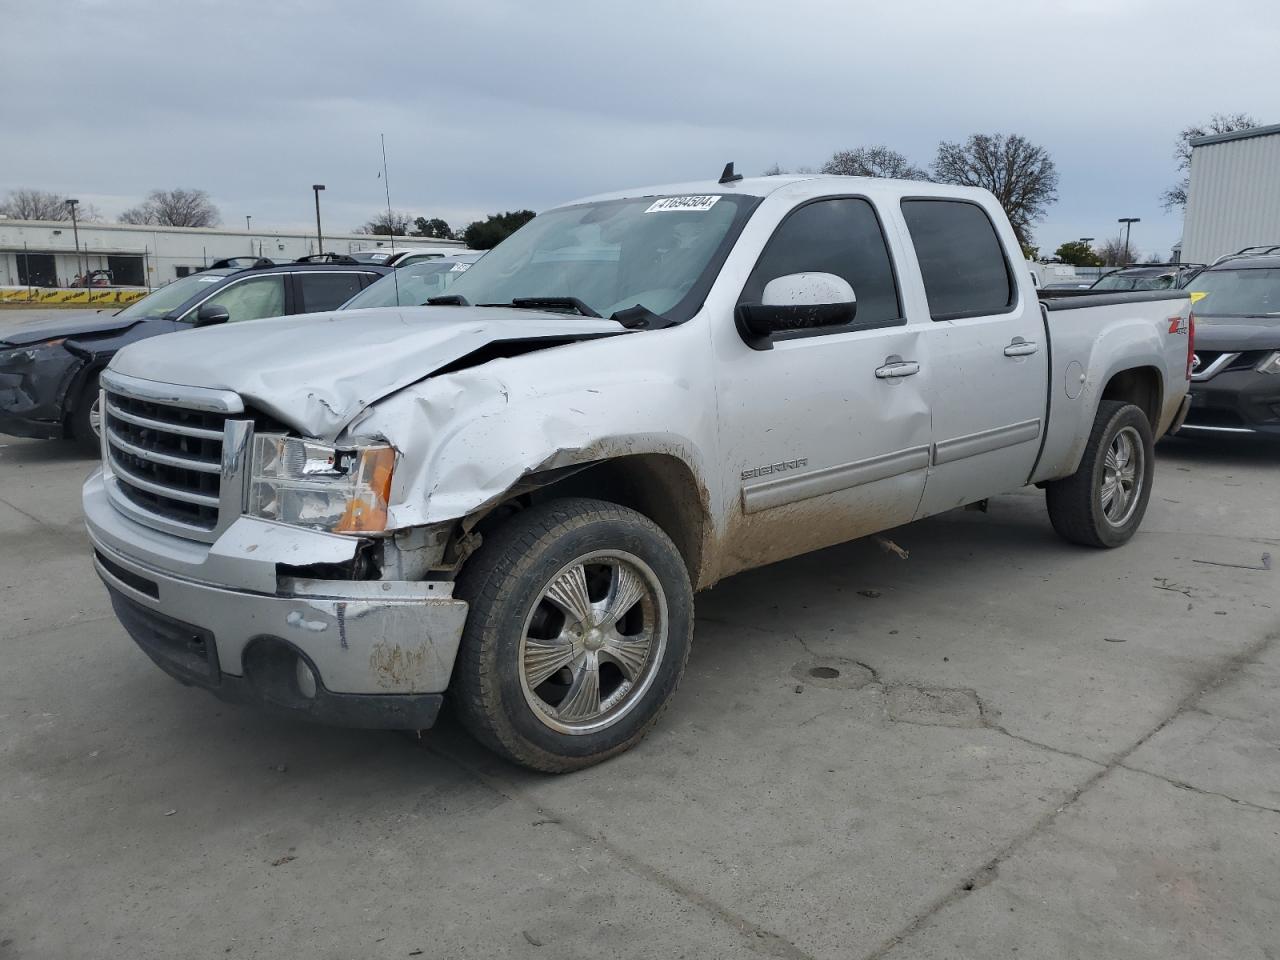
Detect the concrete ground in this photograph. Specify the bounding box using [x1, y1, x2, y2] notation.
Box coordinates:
[1, 429, 1277, 960]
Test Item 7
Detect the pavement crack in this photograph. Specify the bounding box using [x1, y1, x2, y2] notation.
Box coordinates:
[863, 628, 1280, 960]
[1116, 762, 1280, 816]
[425, 740, 817, 960]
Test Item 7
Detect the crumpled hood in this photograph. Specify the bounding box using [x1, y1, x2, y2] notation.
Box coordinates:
[0, 309, 135, 346]
[108, 305, 628, 440]
[1193, 314, 1280, 352]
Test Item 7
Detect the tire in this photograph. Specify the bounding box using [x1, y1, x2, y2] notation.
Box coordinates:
[69, 371, 102, 447]
[1045, 400, 1154, 548]
[452, 498, 694, 773]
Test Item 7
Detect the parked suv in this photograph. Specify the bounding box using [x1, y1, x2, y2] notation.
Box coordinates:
[0, 260, 388, 442]
[1177, 251, 1280, 436]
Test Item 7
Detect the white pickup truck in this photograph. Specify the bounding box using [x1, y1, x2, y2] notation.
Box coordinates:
[84, 172, 1194, 772]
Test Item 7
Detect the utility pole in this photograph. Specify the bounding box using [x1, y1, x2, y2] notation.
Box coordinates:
[66, 198, 83, 286]
[246, 215, 253, 256]
[312, 185, 326, 255]
[1118, 218, 1140, 263]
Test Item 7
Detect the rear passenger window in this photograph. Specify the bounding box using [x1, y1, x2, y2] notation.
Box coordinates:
[740, 198, 902, 330]
[299, 272, 364, 312]
[901, 200, 1014, 320]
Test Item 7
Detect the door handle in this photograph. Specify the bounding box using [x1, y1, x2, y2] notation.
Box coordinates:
[875, 358, 921, 379]
[1004, 338, 1039, 357]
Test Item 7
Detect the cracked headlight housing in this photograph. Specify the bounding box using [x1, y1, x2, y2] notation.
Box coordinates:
[248, 435, 395, 534]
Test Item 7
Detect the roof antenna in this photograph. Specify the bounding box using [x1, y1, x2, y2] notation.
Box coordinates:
[380, 132, 402, 305]
[718, 162, 743, 184]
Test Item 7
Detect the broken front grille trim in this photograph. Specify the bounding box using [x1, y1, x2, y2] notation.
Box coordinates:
[99, 369, 254, 544]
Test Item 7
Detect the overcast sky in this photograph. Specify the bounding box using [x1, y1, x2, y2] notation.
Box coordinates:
[3, 0, 1277, 258]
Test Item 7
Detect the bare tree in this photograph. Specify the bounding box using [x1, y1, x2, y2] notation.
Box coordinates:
[821, 145, 928, 180]
[1097, 237, 1138, 267]
[931, 133, 1059, 247]
[356, 210, 414, 236]
[0, 188, 99, 222]
[1161, 112, 1259, 210]
[120, 188, 221, 227]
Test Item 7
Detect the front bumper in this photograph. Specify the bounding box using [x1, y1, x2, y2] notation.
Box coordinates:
[85, 468, 469, 729]
[1179, 370, 1280, 436]
[0, 407, 63, 439]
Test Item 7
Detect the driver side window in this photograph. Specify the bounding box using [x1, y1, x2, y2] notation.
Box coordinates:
[740, 198, 902, 329]
[200, 275, 286, 323]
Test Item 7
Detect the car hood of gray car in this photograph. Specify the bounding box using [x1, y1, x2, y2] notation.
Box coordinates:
[1193, 313, 1280, 352]
[0, 309, 137, 347]
[107, 305, 629, 441]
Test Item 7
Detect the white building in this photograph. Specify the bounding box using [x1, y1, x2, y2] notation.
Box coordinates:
[0, 219, 466, 288]
[1182, 122, 1280, 264]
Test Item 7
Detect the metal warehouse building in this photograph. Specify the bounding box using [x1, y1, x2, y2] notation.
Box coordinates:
[0, 220, 465, 289]
[1182, 122, 1280, 264]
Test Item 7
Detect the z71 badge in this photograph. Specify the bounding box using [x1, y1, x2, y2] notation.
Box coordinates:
[742, 458, 808, 481]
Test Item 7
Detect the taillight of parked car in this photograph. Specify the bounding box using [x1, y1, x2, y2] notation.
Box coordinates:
[1186, 312, 1196, 380]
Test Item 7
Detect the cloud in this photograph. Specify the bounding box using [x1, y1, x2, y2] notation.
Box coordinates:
[2, 0, 1276, 255]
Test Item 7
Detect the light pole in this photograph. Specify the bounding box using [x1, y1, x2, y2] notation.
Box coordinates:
[1118, 218, 1140, 263]
[66, 198, 83, 286]
[312, 185, 326, 255]
[245, 215, 253, 256]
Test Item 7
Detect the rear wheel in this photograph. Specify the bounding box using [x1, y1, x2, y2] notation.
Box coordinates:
[1045, 400, 1154, 548]
[452, 498, 694, 773]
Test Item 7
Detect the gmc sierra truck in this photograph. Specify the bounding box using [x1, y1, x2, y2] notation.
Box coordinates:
[83, 173, 1194, 772]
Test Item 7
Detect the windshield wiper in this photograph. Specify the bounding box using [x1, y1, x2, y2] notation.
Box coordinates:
[480, 297, 601, 318]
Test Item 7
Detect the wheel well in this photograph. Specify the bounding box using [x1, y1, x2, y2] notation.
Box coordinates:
[1101, 366, 1161, 429]
[519, 454, 712, 587]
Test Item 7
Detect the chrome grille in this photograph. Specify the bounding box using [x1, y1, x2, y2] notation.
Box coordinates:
[99, 369, 253, 543]
[104, 391, 226, 531]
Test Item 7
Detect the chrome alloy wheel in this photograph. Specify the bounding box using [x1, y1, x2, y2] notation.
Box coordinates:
[518, 550, 668, 735]
[1100, 425, 1144, 526]
[88, 395, 102, 439]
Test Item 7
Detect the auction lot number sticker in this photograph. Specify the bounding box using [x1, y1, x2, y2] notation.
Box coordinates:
[645, 195, 721, 213]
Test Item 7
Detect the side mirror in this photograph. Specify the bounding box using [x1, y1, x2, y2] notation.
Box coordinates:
[194, 302, 231, 327]
[735, 272, 857, 350]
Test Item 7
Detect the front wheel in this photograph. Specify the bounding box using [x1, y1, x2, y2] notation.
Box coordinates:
[70, 371, 102, 447]
[1045, 400, 1155, 548]
[452, 498, 694, 773]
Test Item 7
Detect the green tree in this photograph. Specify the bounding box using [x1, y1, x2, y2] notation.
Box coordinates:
[413, 216, 454, 239]
[462, 210, 536, 250]
[1053, 240, 1102, 266]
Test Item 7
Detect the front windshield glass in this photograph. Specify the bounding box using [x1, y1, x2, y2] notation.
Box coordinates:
[1187, 268, 1280, 317]
[445, 194, 754, 320]
[342, 261, 467, 309]
[349, 251, 394, 264]
[113, 270, 235, 320]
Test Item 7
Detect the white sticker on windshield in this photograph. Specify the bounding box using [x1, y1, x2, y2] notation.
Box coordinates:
[196, 277, 221, 282]
[645, 195, 721, 213]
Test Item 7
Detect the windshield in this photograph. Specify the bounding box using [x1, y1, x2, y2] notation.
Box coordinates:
[113, 270, 235, 320]
[1187, 268, 1280, 317]
[341, 260, 468, 309]
[445, 194, 756, 321]
[1092, 272, 1173, 291]
[349, 251, 395, 264]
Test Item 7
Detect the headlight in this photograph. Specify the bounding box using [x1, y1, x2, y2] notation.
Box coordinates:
[0, 338, 66, 366]
[1257, 351, 1280, 375]
[247, 435, 395, 534]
